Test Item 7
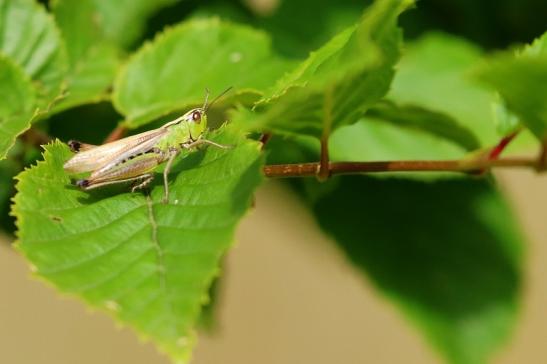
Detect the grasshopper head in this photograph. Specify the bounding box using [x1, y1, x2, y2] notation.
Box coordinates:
[186, 107, 207, 139]
[161, 107, 207, 141]
[164, 88, 232, 140]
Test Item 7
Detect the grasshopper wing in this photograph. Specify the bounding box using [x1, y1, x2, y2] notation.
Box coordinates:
[63, 128, 168, 174]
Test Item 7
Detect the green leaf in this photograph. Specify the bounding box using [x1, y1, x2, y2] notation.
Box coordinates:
[328, 103, 481, 179]
[50, 0, 120, 112]
[0, 56, 37, 159]
[473, 32, 547, 140]
[114, 18, 294, 128]
[91, 0, 181, 48]
[390, 32, 498, 146]
[237, 0, 414, 138]
[0, 0, 68, 104]
[521, 31, 547, 57]
[247, 0, 366, 57]
[13, 128, 263, 363]
[0, 159, 17, 231]
[390, 31, 539, 152]
[489, 33, 547, 137]
[301, 176, 523, 364]
[491, 94, 520, 136]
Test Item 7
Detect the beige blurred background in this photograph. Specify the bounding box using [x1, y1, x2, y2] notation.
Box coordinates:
[0, 171, 545, 364]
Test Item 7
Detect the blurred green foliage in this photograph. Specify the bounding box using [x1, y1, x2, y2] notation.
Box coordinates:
[1, 0, 545, 363]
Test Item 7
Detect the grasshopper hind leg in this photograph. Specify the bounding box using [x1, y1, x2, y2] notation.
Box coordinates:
[131, 174, 154, 192]
[75, 174, 155, 192]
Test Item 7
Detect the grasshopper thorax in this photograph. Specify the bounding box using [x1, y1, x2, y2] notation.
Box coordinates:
[162, 107, 208, 142]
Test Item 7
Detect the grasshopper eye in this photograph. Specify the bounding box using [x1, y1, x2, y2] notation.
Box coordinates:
[192, 110, 202, 123]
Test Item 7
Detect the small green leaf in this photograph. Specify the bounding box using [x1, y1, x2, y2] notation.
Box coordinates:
[114, 18, 294, 128]
[521, 31, 547, 57]
[491, 94, 520, 136]
[13, 128, 263, 363]
[0, 0, 68, 104]
[301, 176, 523, 364]
[237, 0, 413, 138]
[51, 0, 120, 112]
[0, 56, 37, 159]
[473, 32, 547, 140]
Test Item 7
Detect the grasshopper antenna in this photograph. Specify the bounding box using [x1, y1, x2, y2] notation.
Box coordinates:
[202, 88, 210, 111]
[204, 86, 233, 112]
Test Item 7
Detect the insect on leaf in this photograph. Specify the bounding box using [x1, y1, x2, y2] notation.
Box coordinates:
[13, 127, 263, 362]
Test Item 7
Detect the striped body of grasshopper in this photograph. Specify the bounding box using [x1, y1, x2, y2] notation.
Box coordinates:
[63, 92, 230, 203]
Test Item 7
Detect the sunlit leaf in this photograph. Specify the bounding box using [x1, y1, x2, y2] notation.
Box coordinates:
[114, 18, 294, 128]
[329, 103, 480, 179]
[236, 0, 414, 138]
[13, 128, 263, 362]
[390, 33, 497, 145]
[51, 0, 120, 112]
[0, 0, 68, 104]
[0, 56, 37, 159]
[473, 32, 547, 141]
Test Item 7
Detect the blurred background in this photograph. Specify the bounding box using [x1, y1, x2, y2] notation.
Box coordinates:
[1, 171, 547, 363]
[1, 0, 547, 363]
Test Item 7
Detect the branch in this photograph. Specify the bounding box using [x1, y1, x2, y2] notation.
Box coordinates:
[104, 125, 128, 143]
[263, 157, 541, 178]
[20, 128, 52, 148]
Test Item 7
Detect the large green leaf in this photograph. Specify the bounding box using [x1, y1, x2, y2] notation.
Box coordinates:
[0, 0, 68, 104]
[51, 0, 120, 112]
[114, 18, 294, 128]
[0, 56, 37, 159]
[13, 128, 263, 362]
[236, 0, 413, 139]
[390, 32, 539, 152]
[0, 0, 68, 158]
[473, 32, 547, 141]
[299, 176, 523, 364]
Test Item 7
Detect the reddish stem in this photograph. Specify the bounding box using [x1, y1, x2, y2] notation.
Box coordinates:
[104, 125, 128, 143]
[488, 130, 521, 160]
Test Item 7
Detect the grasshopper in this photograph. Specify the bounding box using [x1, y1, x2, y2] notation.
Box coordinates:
[63, 89, 231, 203]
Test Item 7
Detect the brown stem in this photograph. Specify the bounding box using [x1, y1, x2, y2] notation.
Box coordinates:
[263, 157, 539, 178]
[317, 137, 330, 181]
[535, 136, 547, 172]
[317, 87, 333, 181]
[259, 133, 272, 150]
[20, 128, 52, 148]
[104, 125, 128, 143]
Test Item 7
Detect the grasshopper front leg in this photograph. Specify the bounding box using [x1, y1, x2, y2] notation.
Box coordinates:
[161, 139, 231, 204]
[162, 147, 180, 204]
[182, 138, 232, 150]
